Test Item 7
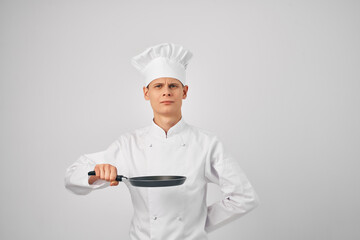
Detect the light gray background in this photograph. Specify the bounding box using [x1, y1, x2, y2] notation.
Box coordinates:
[1, 0, 359, 239]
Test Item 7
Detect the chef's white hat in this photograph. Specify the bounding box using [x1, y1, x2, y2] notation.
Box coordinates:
[131, 43, 193, 87]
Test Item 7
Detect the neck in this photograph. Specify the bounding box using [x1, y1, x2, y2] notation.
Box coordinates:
[153, 113, 182, 135]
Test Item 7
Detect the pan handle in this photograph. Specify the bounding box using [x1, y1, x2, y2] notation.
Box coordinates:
[88, 171, 128, 182]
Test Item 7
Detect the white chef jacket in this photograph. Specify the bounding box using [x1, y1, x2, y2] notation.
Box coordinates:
[64, 117, 260, 240]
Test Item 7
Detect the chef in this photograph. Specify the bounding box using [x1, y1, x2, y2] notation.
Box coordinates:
[64, 43, 260, 240]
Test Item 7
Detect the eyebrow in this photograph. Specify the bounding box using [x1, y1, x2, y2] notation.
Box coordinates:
[153, 83, 179, 86]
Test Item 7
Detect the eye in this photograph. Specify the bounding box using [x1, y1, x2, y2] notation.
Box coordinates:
[170, 84, 177, 88]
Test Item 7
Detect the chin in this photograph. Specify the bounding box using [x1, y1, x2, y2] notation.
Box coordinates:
[157, 108, 178, 114]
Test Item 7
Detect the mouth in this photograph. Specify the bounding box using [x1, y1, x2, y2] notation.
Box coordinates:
[161, 101, 174, 104]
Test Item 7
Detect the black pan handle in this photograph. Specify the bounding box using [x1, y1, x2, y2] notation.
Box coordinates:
[88, 171, 128, 182]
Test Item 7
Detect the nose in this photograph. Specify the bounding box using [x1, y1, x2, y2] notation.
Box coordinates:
[162, 86, 172, 96]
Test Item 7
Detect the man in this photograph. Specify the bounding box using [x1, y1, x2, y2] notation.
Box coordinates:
[64, 43, 260, 240]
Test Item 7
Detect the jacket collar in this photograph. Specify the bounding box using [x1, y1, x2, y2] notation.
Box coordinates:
[149, 116, 187, 140]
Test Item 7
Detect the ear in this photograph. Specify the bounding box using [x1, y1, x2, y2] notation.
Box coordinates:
[143, 86, 150, 100]
[182, 85, 188, 100]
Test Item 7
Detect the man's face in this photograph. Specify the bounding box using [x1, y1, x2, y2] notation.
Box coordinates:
[143, 77, 188, 117]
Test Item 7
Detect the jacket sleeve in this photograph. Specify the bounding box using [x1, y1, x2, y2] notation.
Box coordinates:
[64, 140, 121, 195]
[204, 136, 260, 233]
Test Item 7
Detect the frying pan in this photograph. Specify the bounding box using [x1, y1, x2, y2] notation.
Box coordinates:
[88, 171, 186, 187]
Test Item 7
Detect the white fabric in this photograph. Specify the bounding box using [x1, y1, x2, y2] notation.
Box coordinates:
[64, 117, 260, 239]
[131, 43, 193, 87]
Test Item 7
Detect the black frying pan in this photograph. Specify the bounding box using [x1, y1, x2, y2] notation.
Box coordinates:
[88, 171, 186, 187]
